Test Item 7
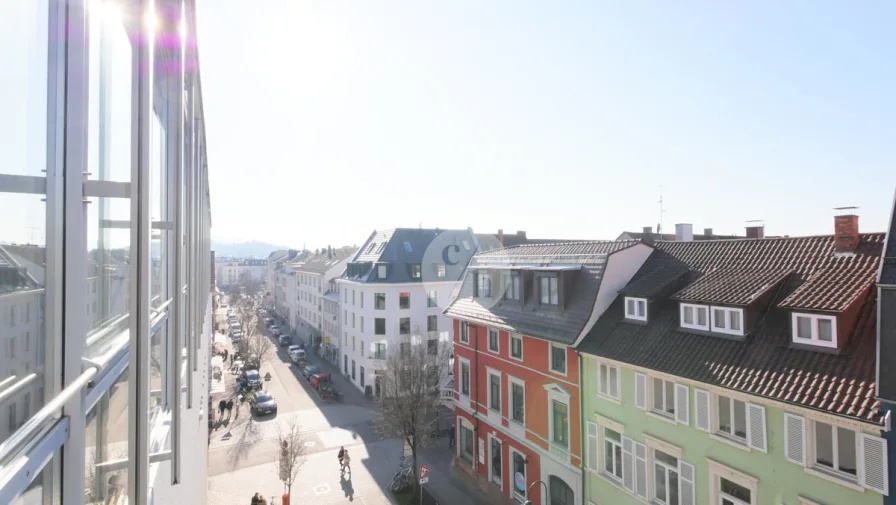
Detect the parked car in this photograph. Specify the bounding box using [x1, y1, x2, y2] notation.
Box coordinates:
[290, 348, 306, 363]
[244, 354, 260, 370]
[238, 369, 262, 389]
[270, 326, 281, 337]
[309, 373, 331, 390]
[302, 364, 319, 379]
[251, 391, 277, 416]
[278, 334, 291, 346]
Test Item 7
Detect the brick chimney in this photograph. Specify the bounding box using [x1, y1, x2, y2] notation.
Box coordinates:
[498, 229, 504, 247]
[834, 214, 859, 252]
[704, 228, 713, 237]
[643, 226, 653, 234]
[745, 226, 764, 239]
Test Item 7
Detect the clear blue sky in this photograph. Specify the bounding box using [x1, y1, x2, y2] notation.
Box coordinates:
[198, 0, 895, 248]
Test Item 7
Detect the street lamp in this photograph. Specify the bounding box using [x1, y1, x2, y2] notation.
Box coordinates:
[523, 480, 548, 505]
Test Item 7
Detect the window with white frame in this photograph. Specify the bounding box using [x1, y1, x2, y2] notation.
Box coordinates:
[813, 420, 858, 477]
[510, 333, 523, 360]
[476, 272, 492, 297]
[550, 398, 569, 449]
[624, 297, 647, 321]
[509, 377, 525, 425]
[377, 264, 387, 278]
[653, 449, 680, 505]
[459, 423, 475, 464]
[598, 362, 620, 399]
[680, 303, 709, 330]
[488, 371, 501, 411]
[550, 344, 567, 374]
[652, 377, 676, 417]
[426, 290, 437, 307]
[603, 428, 623, 481]
[711, 306, 744, 336]
[459, 322, 469, 343]
[717, 394, 748, 441]
[503, 272, 521, 301]
[709, 461, 756, 505]
[792, 313, 837, 348]
[719, 477, 753, 505]
[540, 275, 559, 305]
[488, 329, 499, 353]
[460, 360, 470, 395]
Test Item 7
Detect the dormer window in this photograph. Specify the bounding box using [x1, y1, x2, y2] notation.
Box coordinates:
[503, 272, 521, 301]
[680, 303, 709, 331]
[792, 313, 836, 348]
[411, 264, 421, 278]
[624, 297, 647, 321]
[476, 272, 492, 297]
[377, 264, 388, 278]
[710, 307, 744, 336]
[437, 264, 446, 278]
[540, 275, 559, 305]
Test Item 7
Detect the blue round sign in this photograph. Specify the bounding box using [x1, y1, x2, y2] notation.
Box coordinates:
[514, 472, 526, 492]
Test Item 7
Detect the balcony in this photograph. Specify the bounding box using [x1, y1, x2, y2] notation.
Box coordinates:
[549, 443, 570, 464]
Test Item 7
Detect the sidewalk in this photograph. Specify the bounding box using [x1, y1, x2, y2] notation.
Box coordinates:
[418, 439, 494, 505]
[289, 325, 372, 408]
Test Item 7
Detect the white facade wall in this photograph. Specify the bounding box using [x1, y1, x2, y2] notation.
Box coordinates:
[215, 262, 266, 287]
[295, 257, 350, 341]
[335, 280, 456, 393]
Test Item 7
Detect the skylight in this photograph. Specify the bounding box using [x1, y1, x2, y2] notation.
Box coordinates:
[404, 241, 412, 252]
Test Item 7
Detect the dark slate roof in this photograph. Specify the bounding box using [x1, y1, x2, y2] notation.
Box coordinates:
[617, 263, 689, 298]
[0, 245, 41, 294]
[578, 233, 886, 424]
[443, 240, 641, 345]
[879, 189, 896, 285]
[294, 247, 358, 274]
[618, 231, 741, 241]
[344, 228, 478, 284]
[673, 268, 792, 306]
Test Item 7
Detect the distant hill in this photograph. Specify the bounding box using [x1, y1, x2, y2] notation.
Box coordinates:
[211, 240, 292, 259]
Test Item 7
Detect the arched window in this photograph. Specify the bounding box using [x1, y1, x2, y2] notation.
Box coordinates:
[549, 475, 574, 505]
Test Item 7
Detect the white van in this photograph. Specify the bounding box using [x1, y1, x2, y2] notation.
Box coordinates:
[288, 347, 306, 363]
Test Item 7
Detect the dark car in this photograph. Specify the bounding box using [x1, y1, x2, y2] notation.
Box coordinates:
[278, 334, 291, 346]
[302, 364, 319, 379]
[252, 391, 277, 416]
[239, 369, 262, 389]
[243, 355, 260, 371]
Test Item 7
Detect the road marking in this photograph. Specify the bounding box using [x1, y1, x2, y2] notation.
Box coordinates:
[304, 441, 316, 447]
[313, 483, 330, 494]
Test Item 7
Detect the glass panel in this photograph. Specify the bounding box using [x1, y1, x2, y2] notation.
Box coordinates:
[609, 367, 618, 396]
[654, 464, 666, 502]
[720, 478, 751, 502]
[714, 309, 726, 328]
[626, 299, 634, 315]
[683, 306, 693, 324]
[815, 421, 834, 468]
[697, 307, 707, 326]
[733, 399, 747, 438]
[664, 380, 675, 414]
[837, 427, 857, 475]
[797, 316, 812, 339]
[653, 378, 664, 410]
[0, 0, 50, 447]
[718, 395, 731, 433]
[86, 368, 129, 505]
[730, 310, 742, 331]
[511, 383, 524, 422]
[13, 450, 58, 504]
[655, 450, 678, 467]
[818, 319, 834, 342]
[669, 469, 679, 505]
[552, 400, 568, 446]
[513, 452, 526, 497]
[599, 365, 608, 394]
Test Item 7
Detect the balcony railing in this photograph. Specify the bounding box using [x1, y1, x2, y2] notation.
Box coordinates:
[440, 387, 454, 402]
[549, 443, 570, 463]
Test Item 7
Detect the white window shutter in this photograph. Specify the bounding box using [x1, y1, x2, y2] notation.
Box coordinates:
[634, 441, 649, 500]
[679, 460, 696, 505]
[622, 436, 635, 493]
[635, 373, 647, 410]
[675, 383, 689, 425]
[694, 389, 711, 432]
[783, 413, 806, 465]
[586, 421, 599, 472]
[747, 403, 767, 452]
[860, 433, 889, 495]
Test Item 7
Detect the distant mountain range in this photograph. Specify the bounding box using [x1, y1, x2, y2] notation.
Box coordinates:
[211, 240, 292, 259]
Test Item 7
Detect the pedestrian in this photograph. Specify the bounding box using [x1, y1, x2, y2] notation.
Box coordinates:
[223, 349, 229, 362]
[225, 398, 234, 418]
[217, 399, 226, 418]
[337, 446, 345, 467]
[251, 492, 260, 505]
[448, 426, 455, 447]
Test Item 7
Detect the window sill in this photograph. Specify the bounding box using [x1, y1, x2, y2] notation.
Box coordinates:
[488, 348, 499, 354]
[549, 368, 567, 376]
[647, 411, 677, 425]
[510, 354, 524, 362]
[597, 393, 621, 405]
[804, 466, 864, 492]
[710, 433, 751, 452]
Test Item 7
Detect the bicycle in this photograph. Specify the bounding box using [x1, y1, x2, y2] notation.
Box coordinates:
[390, 456, 414, 492]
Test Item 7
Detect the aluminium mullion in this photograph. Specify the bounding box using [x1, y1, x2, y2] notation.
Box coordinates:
[128, 0, 153, 502]
[60, 0, 91, 502]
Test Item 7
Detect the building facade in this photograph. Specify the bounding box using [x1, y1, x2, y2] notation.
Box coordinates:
[336, 228, 478, 395]
[443, 240, 654, 505]
[294, 246, 357, 360]
[215, 258, 266, 289]
[0, 0, 214, 503]
[877, 193, 896, 505]
[578, 219, 891, 505]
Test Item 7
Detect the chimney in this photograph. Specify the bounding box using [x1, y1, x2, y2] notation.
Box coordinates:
[745, 226, 764, 239]
[834, 211, 859, 252]
[704, 228, 713, 237]
[498, 229, 504, 247]
[642, 226, 653, 234]
[517, 230, 527, 240]
[675, 223, 694, 242]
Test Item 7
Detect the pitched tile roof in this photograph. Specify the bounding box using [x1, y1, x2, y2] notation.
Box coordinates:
[672, 268, 792, 306]
[617, 263, 689, 298]
[294, 247, 358, 274]
[443, 240, 642, 345]
[880, 189, 896, 285]
[578, 233, 886, 424]
[618, 231, 741, 241]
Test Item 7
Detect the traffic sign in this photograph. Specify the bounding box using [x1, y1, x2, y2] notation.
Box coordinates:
[420, 464, 432, 478]
[419, 477, 429, 485]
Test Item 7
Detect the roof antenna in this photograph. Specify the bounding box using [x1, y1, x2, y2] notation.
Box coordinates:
[657, 185, 665, 234]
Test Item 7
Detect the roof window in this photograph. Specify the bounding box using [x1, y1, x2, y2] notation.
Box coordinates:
[376, 242, 386, 254]
[462, 240, 471, 250]
[792, 313, 836, 348]
[404, 241, 413, 252]
[365, 243, 377, 254]
[680, 303, 709, 331]
[710, 307, 743, 336]
[624, 297, 647, 321]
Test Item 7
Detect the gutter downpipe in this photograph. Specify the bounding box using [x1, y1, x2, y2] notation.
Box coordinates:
[473, 323, 480, 476]
[579, 353, 586, 505]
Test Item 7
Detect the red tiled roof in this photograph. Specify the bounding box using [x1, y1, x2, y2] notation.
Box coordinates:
[673, 268, 792, 306]
[479, 240, 640, 258]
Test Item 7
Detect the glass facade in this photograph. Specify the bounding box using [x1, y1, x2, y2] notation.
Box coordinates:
[0, 0, 212, 503]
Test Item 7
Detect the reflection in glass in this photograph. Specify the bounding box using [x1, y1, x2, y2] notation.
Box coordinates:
[0, 0, 49, 447]
[12, 450, 58, 505]
[85, 368, 129, 505]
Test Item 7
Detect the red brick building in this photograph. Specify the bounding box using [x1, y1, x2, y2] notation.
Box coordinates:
[444, 240, 654, 505]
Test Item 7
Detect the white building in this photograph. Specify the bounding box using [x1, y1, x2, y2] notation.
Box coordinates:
[294, 246, 357, 361]
[336, 228, 478, 396]
[322, 279, 341, 365]
[215, 258, 266, 289]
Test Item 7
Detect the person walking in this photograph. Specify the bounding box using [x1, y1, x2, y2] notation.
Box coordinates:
[250, 492, 261, 505]
[448, 426, 455, 447]
[337, 446, 345, 468]
[217, 399, 226, 419]
[225, 398, 234, 419]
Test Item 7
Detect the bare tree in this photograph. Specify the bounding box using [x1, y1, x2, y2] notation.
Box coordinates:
[274, 414, 307, 502]
[237, 301, 273, 362]
[372, 331, 451, 497]
[238, 269, 263, 297]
